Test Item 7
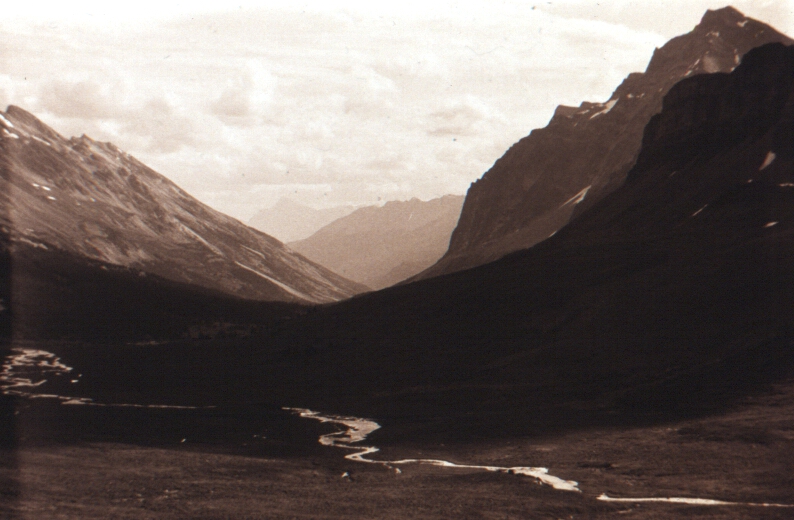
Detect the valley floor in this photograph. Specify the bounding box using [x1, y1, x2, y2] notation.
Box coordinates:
[1, 379, 792, 519]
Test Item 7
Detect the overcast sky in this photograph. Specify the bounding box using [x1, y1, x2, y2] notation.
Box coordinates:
[3, 1, 793, 221]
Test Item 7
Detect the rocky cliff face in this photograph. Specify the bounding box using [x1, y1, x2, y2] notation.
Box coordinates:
[289, 195, 464, 289]
[552, 41, 794, 249]
[417, 7, 793, 279]
[0, 106, 365, 304]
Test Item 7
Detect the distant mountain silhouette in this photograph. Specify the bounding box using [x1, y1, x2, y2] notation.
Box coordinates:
[417, 6, 794, 280]
[248, 198, 358, 243]
[289, 196, 463, 289]
[0, 106, 365, 304]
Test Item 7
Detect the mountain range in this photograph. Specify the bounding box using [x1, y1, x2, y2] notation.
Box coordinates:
[417, 6, 794, 280]
[0, 106, 365, 305]
[289, 195, 464, 289]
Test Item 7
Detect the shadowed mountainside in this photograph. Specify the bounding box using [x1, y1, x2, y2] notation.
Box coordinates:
[417, 6, 793, 281]
[2, 236, 302, 342]
[52, 43, 794, 443]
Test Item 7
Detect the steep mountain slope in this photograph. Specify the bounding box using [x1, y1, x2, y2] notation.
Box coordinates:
[418, 6, 793, 280]
[60, 43, 794, 441]
[4, 236, 301, 341]
[248, 198, 358, 243]
[289, 195, 463, 289]
[0, 106, 365, 303]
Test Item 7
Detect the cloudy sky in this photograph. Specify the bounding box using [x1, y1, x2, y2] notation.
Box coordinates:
[2, 1, 793, 222]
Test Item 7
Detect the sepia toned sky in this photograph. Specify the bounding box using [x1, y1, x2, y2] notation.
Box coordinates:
[2, 1, 793, 221]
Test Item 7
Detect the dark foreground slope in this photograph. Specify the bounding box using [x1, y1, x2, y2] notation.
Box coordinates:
[51, 43, 794, 443]
[0, 107, 364, 304]
[2, 237, 301, 342]
[419, 7, 793, 280]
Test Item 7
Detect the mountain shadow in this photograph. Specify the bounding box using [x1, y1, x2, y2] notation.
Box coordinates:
[53, 43, 794, 444]
[417, 6, 794, 281]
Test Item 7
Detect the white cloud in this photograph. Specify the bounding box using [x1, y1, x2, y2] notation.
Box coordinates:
[2, 1, 791, 221]
[38, 80, 121, 119]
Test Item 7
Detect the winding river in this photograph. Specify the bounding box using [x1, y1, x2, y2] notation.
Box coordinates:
[285, 407, 580, 491]
[286, 408, 794, 508]
[2, 348, 791, 508]
[0, 347, 208, 409]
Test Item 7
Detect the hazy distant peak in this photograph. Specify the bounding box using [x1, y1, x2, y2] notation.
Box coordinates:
[248, 198, 359, 243]
[272, 198, 312, 210]
[289, 195, 464, 289]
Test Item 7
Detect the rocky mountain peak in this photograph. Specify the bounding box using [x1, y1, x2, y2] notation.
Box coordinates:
[4, 105, 62, 142]
[414, 8, 793, 281]
[2, 106, 366, 303]
[697, 6, 746, 30]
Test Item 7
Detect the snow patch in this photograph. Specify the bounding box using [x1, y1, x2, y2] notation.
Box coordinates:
[0, 114, 14, 128]
[242, 245, 267, 260]
[737, 20, 748, 28]
[234, 261, 310, 300]
[589, 99, 617, 119]
[3, 129, 19, 139]
[47, 196, 56, 201]
[692, 205, 707, 217]
[31, 135, 51, 146]
[778, 183, 794, 187]
[685, 58, 701, 76]
[18, 237, 48, 250]
[181, 224, 224, 256]
[760, 151, 776, 170]
[560, 186, 591, 208]
[598, 494, 791, 508]
[764, 222, 778, 228]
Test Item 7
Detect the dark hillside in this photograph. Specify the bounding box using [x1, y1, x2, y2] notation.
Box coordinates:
[418, 7, 794, 280]
[49, 43, 794, 444]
